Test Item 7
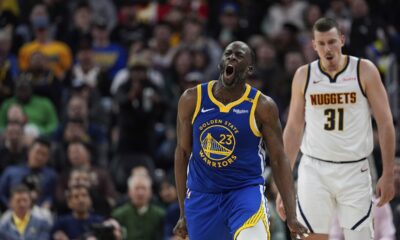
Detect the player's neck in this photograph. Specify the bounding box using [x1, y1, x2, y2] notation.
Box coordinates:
[214, 80, 246, 105]
[320, 54, 346, 77]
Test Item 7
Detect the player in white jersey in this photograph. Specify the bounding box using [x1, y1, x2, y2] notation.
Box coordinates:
[276, 18, 396, 240]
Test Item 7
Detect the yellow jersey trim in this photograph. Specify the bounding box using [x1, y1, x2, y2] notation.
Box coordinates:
[250, 91, 262, 137]
[233, 202, 270, 240]
[191, 84, 202, 124]
[207, 81, 251, 113]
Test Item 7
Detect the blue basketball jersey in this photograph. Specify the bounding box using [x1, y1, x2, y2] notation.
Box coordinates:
[188, 80, 266, 193]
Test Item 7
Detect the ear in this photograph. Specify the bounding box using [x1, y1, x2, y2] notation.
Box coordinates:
[340, 34, 345, 47]
[312, 39, 317, 51]
[218, 63, 222, 70]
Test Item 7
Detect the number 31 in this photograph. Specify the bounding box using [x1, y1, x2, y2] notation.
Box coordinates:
[324, 108, 344, 131]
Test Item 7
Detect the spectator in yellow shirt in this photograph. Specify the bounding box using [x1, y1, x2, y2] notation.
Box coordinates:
[18, 4, 72, 80]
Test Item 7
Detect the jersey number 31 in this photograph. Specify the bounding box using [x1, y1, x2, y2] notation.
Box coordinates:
[324, 108, 344, 131]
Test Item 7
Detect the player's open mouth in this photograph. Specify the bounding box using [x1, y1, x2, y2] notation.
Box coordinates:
[224, 65, 235, 82]
[326, 55, 334, 60]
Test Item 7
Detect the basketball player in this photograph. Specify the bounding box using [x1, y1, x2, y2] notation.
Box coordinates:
[173, 41, 309, 240]
[276, 18, 396, 240]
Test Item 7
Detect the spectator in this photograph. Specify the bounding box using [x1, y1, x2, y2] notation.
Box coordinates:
[61, 2, 93, 55]
[0, 176, 54, 225]
[325, 0, 352, 43]
[91, 16, 127, 80]
[0, 119, 27, 173]
[349, 0, 385, 58]
[254, 39, 284, 97]
[2, 104, 38, 146]
[0, 76, 58, 135]
[180, 18, 221, 79]
[112, 174, 165, 240]
[111, 2, 152, 49]
[0, 137, 57, 211]
[0, 184, 51, 240]
[52, 95, 108, 165]
[158, 174, 180, 240]
[149, 22, 177, 72]
[261, 0, 308, 39]
[114, 56, 165, 156]
[51, 185, 105, 240]
[212, 2, 247, 48]
[55, 140, 117, 215]
[71, 41, 110, 98]
[18, 4, 72, 79]
[21, 51, 63, 111]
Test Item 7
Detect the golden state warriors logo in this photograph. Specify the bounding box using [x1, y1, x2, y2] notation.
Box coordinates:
[198, 119, 239, 168]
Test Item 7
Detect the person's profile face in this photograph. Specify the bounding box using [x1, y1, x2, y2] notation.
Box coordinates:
[312, 27, 344, 66]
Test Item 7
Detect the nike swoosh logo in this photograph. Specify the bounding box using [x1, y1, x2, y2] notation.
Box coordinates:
[201, 108, 214, 113]
[361, 168, 368, 172]
[313, 80, 322, 84]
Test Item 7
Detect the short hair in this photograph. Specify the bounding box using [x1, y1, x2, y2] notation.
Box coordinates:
[67, 139, 93, 155]
[10, 184, 31, 198]
[312, 17, 341, 35]
[30, 136, 51, 149]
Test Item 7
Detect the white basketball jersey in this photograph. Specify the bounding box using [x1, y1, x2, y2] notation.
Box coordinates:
[300, 56, 373, 161]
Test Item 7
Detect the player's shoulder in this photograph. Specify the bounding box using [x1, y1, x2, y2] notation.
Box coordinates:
[294, 64, 310, 79]
[178, 85, 201, 114]
[358, 58, 378, 71]
[358, 58, 380, 83]
[179, 85, 200, 102]
[255, 92, 279, 119]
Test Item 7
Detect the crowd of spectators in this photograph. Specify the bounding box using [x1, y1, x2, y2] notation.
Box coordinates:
[0, 0, 399, 239]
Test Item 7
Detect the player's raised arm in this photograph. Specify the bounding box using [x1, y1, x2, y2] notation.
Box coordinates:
[256, 94, 309, 239]
[360, 59, 396, 207]
[173, 87, 197, 238]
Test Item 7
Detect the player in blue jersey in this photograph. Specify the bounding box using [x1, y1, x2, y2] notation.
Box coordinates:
[173, 41, 309, 240]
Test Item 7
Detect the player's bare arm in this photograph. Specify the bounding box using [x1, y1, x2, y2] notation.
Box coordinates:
[360, 59, 396, 207]
[256, 94, 309, 239]
[173, 87, 196, 238]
